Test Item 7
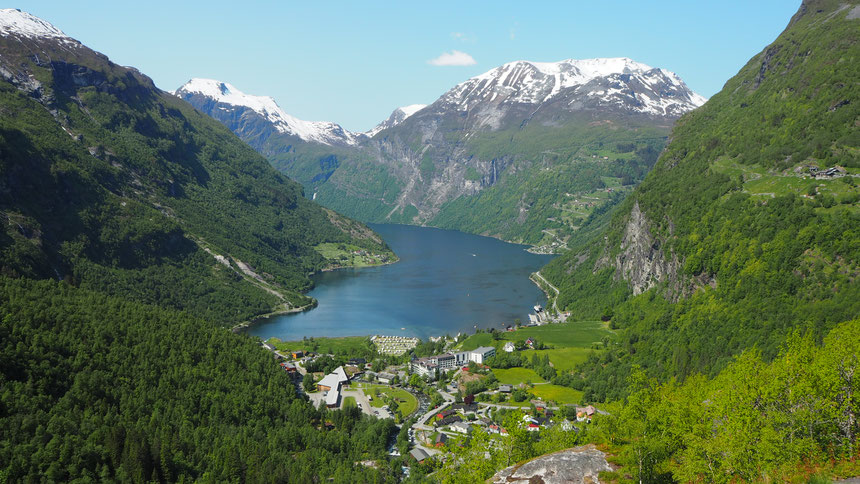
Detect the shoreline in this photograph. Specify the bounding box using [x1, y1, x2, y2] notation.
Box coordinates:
[232, 256, 400, 333]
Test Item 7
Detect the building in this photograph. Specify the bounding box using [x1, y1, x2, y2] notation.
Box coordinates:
[291, 350, 304, 359]
[451, 421, 472, 434]
[325, 386, 340, 408]
[377, 372, 396, 384]
[503, 341, 516, 353]
[435, 433, 448, 447]
[499, 384, 512, 393]
[317, 366, 349, 392]
[409, 448, 429, 463]
[469, 346, 496, 364]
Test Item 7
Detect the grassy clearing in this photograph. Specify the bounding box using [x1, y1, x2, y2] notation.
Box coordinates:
[521, 347, 595, 371]
[314, 243, 395, 268]
[457, 333, 494, 351]
[493, 368, 545, 385]
[531, 384, 583, 405]
[268, 335, 371, 356]
[356, 384, 418, 416]
[343, 396, 357, 408]
[457, 320, 612, 352]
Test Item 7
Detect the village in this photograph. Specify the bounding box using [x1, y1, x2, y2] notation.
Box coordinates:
[259, 315, 615, 472]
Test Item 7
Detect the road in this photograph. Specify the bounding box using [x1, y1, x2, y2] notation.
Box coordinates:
[533, 271, 560, 313]
[412, 389, 455, 431]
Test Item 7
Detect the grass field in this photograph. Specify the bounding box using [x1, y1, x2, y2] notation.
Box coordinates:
[457, 320, 612, 352]
[711, 157, 859, 211]
[268, 335, 372, 356]
[531, 384, 583, 405]
[343, 396, 357, 408]
[314, 243, 395, 268]
[521, 347, 594, 371]
[493, 368, 545, 385]
[356, 384, 418, 417]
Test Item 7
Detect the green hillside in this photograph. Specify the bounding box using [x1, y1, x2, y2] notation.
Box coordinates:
[0, 15, 397, 482]
[0, 33, 393, 323]
[544, 0, 859, 399]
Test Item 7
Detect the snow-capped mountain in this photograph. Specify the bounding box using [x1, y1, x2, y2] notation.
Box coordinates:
[420, 57, 706, 130]
[175, 78, 361, 146]
[0, 8, 78, 45]
[365, 104, 427, 137]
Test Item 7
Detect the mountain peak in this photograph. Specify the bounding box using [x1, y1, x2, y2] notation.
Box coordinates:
[366, 103, 427, 137]
[0, 9, 74, 43]
[176, 78, 360, 146]
[443, 56, 706, 119]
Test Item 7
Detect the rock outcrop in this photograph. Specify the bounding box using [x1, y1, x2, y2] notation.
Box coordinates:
[490, 445, 612, 484]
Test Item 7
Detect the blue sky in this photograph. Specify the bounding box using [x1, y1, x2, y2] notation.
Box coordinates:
[17, 1, 800, 132]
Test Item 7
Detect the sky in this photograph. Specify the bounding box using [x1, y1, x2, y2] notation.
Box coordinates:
[16, 1, 801, 132]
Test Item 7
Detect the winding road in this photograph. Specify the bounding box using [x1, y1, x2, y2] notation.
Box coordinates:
[532, 271, 560, 313]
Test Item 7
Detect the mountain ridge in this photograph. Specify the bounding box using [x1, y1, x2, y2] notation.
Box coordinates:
[182, 56, 705, 247]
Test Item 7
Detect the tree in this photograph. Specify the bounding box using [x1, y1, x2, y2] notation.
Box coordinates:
[302, 373, 316, 393]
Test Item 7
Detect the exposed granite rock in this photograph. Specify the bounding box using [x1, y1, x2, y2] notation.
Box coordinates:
[490, 445, 612, 484]
[609, 201, 681, 296]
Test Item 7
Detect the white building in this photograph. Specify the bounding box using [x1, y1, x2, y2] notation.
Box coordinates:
[451, 421, 472, 434]
[469, 346, 496, 364]
[503, 342, 516, 353]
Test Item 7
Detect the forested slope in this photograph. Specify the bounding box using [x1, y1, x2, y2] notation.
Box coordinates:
[543, 0, 859, 401]
[0, 20, 392, 322]
[0, 10, 396, 482]
[0, 277, 395, 482]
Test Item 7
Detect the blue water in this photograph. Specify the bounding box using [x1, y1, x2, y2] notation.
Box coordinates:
[246, 224, 556, 341]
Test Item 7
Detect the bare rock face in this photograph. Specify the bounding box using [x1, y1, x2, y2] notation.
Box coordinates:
[490, 445, 612, 484]
[613, 202, 680, 295]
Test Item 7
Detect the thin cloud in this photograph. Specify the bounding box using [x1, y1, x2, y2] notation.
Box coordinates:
[451, 32, 476, 43]
[428, 50, 477, 66]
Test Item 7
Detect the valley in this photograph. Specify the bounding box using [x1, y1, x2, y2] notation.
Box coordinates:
[1, 2, 858, 483]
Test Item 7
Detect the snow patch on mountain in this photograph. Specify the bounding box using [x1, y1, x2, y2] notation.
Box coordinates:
[0, 8, 76, 44]
[366, 103, 427, 137]
[441, 57, 706, 117]
[176, 78, 360, 146]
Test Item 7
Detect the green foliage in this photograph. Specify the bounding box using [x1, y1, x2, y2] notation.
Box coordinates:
[0, 277, 395, 482]
[595, 318, 860, 482]
[544, 1, 860, 400]
[0, 44, 391, 326]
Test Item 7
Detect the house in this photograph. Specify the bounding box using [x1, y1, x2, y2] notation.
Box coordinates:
[503, 342, 516, 353]
[435, 433, 448, 447]
[451, 403, 478, 413]
[435, 415, 462, 427]
[291, 350, 304, 359]
[409, 448, 429, 463]
[436, 409, 455, 420]
[469, 346, 496, 364]
[451, 421, 472, 434]
[527, 423, 540, 432]
[499, 384, 512, 393]
[525, 337, 536, 349]
[280, 361, 296, 372]
[348, 358, 367, 366]
[377, 372, 396, 384]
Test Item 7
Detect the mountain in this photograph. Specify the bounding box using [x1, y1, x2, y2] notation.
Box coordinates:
[0, 9, 393, 323]
[0, 9, 395, 482]
[182, 58, 705, 248]
[541, 0, 859, 401]
[365, 103, 426, 137]
[175, 78, 362, 147]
